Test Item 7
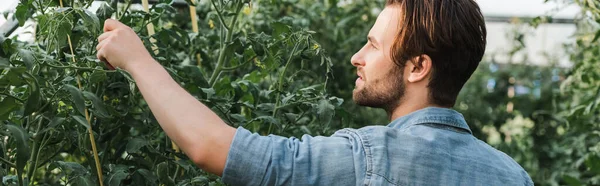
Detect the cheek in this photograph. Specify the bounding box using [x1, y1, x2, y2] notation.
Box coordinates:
[364, 51, 393, 81]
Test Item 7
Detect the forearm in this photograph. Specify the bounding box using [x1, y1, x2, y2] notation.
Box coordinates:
[127, 59, 235, 175]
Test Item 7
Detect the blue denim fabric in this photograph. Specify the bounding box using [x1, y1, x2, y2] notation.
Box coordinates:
[222, 107, 533, 186]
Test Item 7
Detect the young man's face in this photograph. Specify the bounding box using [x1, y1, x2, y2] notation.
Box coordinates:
[351, 6, 405, 110]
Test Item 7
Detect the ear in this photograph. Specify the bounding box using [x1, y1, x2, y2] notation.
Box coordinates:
[406, 55, 433, 83]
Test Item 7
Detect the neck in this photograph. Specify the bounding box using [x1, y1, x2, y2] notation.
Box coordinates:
[386, 93, 446, 121]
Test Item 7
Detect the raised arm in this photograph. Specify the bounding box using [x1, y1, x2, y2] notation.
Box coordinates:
[95, 19, 235, 175]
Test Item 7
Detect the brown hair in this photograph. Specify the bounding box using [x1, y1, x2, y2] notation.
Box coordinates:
[386, 0, 487, 107]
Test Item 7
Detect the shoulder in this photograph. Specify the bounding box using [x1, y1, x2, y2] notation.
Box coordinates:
[473, 139, 533, 182]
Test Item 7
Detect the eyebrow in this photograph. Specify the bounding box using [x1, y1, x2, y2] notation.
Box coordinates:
[368, 36, 379, 47]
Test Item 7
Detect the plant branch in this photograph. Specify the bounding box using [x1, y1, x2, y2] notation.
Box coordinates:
[26, 118, 44, 182]
[269, 43, 300, 134]
[275, 96, 322, 110]
[0, 156, 16, 168]
[31, 85, 64, 116]
[222, 55, 256, 71]
[272, 43, 300, 117]
[0, 92, 25, 103]
[118, 0, 133, 20]
[208, 2, 244, 87]
[45, 63, 115, 72]
[36, 142, 64, 171]
[210, 0, 230, 31]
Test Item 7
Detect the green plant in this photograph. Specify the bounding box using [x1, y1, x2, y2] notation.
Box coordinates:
[0, 0, 345, 185]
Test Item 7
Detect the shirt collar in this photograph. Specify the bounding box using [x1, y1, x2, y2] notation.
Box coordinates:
[386, 107, 472, 134]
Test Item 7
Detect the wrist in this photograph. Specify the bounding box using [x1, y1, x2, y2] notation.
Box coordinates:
[124, 56, 157, 73]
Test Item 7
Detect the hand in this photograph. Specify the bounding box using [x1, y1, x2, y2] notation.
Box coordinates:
[96, 19, 154, 71]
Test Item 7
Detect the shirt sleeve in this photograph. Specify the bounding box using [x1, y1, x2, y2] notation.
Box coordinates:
[222, 127, 363, 185]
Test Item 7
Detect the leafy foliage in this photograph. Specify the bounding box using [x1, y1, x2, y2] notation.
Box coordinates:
[453, 0, 600, 185]
[1, 0, 345, 185]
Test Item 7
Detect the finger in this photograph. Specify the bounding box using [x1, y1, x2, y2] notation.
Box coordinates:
[103, 19, 126, 32]
[103, 61, 115, 70]
[96, 38, 108, 51]
[96, 48, 106, 61]
[97, 31, 111, 43]
[96, 50, 115, 70]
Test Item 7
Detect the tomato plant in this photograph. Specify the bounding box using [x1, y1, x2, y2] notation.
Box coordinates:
[0, 0, 346, 185]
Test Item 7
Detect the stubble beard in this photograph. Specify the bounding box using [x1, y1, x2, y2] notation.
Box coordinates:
[352, 67, 405, 113]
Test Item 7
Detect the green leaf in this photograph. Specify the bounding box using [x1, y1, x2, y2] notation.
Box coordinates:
[72, 115, 90, 129]
[593, 30, 600, 43]
[18, 49, 35, 70]
[50, 161, 88, 177]
[6, 124, 31, 177]
[585, 154, 600, 174]
[56, 19, 73, 50]
[71, 176, 95, 186]
[117, 68, 135, 82]
[316, 99, 334, 125]
[230, 114, 247, 123]
[156, 162, 175, 186]
[1, 38, 14, 55]
[300, 125, 312, 135]
[96, 2, 115, 21]
[0, 57, 9, 67]
[249, 116, 279, 127]
[15, 3, 29, 26]
[37, 117, 65, 135]
[0, 97, 19, 120]
[82, 91, 110, 118]
[89, 71, 107, 84]
[106, 168, 128, 186]
[173, 159, 195, 172]
[126, 138, 148, 154]
[134, 169, 157, 184]
[562, 175, 582, 186]
[272, 22, 291, 38]
[201, 88, 215, 100]
[22, 73, 41, 116]
[188, 176, 209, 184]
[77, 9, 100, 33]
[105, 164, 129, 185]
[65, 84, 86, 116]
[180, 65, 209, 87]
[5, 67, 26, 87]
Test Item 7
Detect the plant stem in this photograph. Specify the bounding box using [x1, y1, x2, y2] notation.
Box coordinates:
[0, 92, 24, 103]
[222, 55, 256, 71]
[269, 43, 300, 134]
[118, 0, 133, 20]
[30, 85, 63, 117]
[210, 0, 230, 31]
[45, 63, 115, 72]
[173, 165, 182, 181]
[35, 0, 46, 16]
[208, 3, 244, 87]
[0, 156, 16, 168]
[33, 132, 51, 167]
[26, 118, 44, 183]
[275, 96, 321, 110]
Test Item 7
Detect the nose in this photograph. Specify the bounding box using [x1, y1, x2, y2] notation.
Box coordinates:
[351, 46, 366, 67]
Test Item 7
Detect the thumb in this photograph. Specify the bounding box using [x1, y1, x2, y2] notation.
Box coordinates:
[103, 19, 125, 32]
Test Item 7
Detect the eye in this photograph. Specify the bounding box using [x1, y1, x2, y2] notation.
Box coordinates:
[370, 43, 377, 50]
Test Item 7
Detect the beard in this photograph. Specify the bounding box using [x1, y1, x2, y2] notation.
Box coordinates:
[352, 66, 405, 112]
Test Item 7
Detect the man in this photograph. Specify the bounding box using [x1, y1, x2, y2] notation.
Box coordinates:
[96, 0, 533, 185]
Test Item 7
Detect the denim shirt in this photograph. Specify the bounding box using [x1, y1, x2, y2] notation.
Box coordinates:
[222, 107, 533, 185]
